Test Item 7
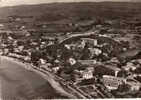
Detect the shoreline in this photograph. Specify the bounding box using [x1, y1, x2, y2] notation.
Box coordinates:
[0, 56, 76, 99]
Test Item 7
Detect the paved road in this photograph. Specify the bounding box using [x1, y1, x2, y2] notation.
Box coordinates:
[0, 57, 67, 100]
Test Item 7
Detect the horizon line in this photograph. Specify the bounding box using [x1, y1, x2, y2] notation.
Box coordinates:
[0, 1, 140, 8]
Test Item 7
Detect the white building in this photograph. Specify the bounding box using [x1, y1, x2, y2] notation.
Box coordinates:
[82, 71, 93, 79]
[102, 75, 125, 90]
[122, 62, 137, 71]
[39, 58, 46, 65]
[125, 78, 141, 91]
[52, 67, 60, 73]
[82, 67, 94, 80]
[89, 48, 102, 56]
[64, 44, 71, 50]
[69, 58, 76, 65]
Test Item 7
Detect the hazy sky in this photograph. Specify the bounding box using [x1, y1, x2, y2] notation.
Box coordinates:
[0, 0, 139, 7]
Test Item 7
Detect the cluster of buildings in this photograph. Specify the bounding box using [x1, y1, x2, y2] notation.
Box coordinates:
[0, 16, 141, 98]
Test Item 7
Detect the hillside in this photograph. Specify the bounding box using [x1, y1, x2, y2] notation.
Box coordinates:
[0, 2, 141, 23]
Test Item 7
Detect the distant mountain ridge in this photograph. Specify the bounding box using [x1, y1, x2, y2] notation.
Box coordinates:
[0, 2, 141, 22]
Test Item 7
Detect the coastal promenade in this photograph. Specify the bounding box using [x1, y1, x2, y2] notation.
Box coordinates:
[0, 56, 73, 99]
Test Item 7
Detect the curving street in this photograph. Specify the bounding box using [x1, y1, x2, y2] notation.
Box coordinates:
[0, 56, 67, 100]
